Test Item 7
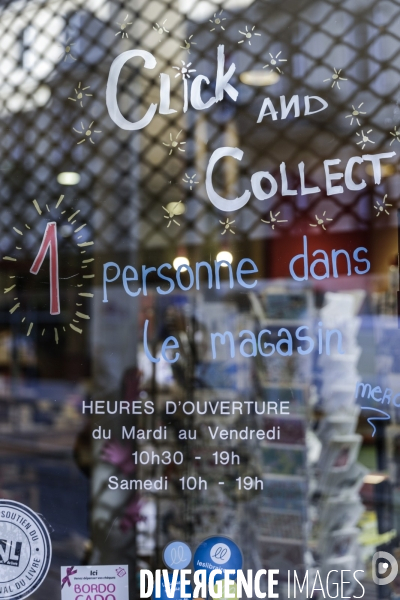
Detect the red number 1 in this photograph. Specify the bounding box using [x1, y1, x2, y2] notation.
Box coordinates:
[30, 222, 60, 315]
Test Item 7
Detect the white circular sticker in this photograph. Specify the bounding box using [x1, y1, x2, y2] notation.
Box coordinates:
[0, 500, 52, 600]
[210, 543, 231, 565]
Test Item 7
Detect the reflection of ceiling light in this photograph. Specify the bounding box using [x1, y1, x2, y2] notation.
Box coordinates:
[363, 473, 387, 485]
[240, 70, 280, 86]
[34, 85, 51, 107]
[166, 201, 185, 216]
[173, 256, 189, 272]
[60, 224, 73, 238]
[57, 172, 81, 185]
[179, 0, 254, 20]
[4, 84, 51, 115]
[217, 251, 233, 265]
[366, 164, 395, 178]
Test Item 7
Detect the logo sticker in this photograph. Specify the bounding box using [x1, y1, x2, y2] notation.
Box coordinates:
[163, 541, 192, 570]
[210, 543, 231, 565]
[193, 536, 242, 583]
[0, 499, 52, 600]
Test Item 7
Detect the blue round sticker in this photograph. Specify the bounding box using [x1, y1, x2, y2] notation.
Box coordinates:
[154, 572, 192, 600]
[193, 536, 243, 582]
[163, 541, 192, 570]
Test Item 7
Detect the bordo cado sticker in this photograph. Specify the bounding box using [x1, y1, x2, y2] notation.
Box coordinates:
[0, 500, 52, 600]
